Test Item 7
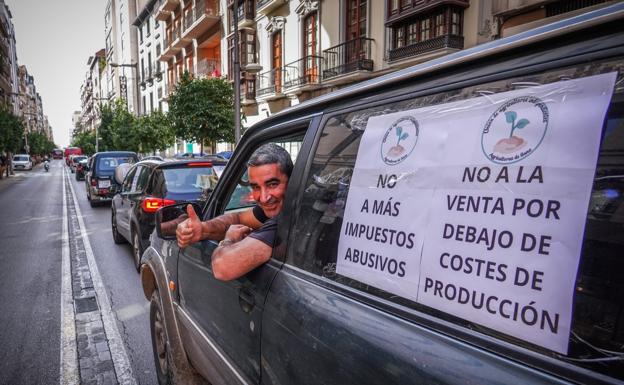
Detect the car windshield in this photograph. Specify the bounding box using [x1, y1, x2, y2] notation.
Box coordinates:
[97, 156, 134, 172]
[13, 155, 29, 162]
[73, 156, 87, 163]
[163, 166, 218, 193]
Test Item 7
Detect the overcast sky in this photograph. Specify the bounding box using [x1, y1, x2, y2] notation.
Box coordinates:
[7, 0, 106, 147]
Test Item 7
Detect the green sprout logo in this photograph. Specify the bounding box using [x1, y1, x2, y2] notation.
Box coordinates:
[505, 111, 529, 138]
[491, 110, 529, 154]
[395, 125, 409, 146]
[381, 116, 419, 165]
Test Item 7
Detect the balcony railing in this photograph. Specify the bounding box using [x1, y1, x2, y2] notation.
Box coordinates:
[283, 55, 322, 89]
[322, 37, 374, 80]
[196, 58, 221, 77]
[388, 34, 464, 62]
[183, 6, 194, 30]
[256, 68, 282, 97]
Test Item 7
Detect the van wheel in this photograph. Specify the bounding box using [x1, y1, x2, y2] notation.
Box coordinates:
[111, 210, 125, 244]
[132, 230, 143, 272]
[150, 291, 172, 385]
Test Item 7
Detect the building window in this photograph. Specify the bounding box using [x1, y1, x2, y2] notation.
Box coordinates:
[304, 12, 317, 58]
[346, 0, 367, 41]
[450, 9, 461, 35]
[435, 13, 445, 36]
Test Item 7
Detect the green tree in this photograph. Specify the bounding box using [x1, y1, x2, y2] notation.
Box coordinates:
[168, 73, 235, 152]
[0, 103, 25, 153]
[135, 110, 175, 154]
[96, 103, 116, 151]
[110, 99, 139, 151]
[71, 130, 96, 155]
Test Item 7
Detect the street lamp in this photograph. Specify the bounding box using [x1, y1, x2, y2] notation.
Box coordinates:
[110, 62, 141, 116]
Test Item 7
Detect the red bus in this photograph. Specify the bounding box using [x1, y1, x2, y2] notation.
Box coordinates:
[64, 147, 82, 166]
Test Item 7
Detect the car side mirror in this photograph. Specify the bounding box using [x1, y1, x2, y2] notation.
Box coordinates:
[155, 202, 202, 240]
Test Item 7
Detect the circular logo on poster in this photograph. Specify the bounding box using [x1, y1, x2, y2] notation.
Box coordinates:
[381, 116, 419, 165]
[482, 96, 549, 164]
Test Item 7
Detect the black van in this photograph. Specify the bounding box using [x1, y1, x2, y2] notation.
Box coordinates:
[85, 151, 138, 207]
[142, 5, 624, 385]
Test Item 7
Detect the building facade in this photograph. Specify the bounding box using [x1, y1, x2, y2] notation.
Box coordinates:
[134, 0, 168, 115]
[215, 0, 617, 129]
[0, 0, 19, 114]
[105, 0, 141, 115]
[79, 49, 108, 137]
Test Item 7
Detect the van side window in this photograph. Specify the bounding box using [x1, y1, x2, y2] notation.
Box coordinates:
[290, 59, 624, 380]
[223, 137, 304, 213]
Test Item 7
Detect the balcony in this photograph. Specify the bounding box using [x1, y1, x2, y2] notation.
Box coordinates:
[172, 22, 191, 48]
[196, 58, 221, 77]
[256, 0, 287, 15]
[256, 68, 283, 100]
[283, 55, 322, 93]
[183, 0, 220, 40]
[388, 34, 464, 62]
[232, 0, 255, 28]
[156, 0, 180, 21]
[161, 25, 184, 58]
[322, 37, 374, 82]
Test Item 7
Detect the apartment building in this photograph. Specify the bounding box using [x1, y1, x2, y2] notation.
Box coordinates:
[0, 0, 19, 114]
[105, 0, 141, 115]
[16, 66, 50, 139]
[155, 0, 221, 94]
[79, 50, 108, 135]
[155, 0, 222, 153]
[216, 0, 619, 128]
[134, 0, 168, 114]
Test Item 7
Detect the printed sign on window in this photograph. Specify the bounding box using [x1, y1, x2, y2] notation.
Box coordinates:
[336, 72, 617, 354]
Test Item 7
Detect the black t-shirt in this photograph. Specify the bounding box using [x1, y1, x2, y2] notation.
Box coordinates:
[248, 205, 278, 247]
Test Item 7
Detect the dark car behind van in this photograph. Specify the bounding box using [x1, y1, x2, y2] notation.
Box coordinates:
[85, 151, 138, 207]
[142, 5, 624, 385]
[111, 158, 226, 271]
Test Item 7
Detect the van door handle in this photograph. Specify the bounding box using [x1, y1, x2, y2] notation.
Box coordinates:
[238, 289, 255, 313]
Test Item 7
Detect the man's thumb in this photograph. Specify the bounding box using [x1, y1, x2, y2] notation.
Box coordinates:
[187, 204, 199, 221]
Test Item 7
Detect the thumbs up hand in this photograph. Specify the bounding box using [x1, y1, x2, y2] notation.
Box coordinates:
[176, 204, 203, 248]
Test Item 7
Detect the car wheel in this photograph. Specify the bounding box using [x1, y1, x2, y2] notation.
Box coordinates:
[111, 210, 125, 244]
[150, 291, 172, 385]
[132, 230, 143, 272]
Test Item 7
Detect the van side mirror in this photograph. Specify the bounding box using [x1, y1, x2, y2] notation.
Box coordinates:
[155, 202, 202, 239]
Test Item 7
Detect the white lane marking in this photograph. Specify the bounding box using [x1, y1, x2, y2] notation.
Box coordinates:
[65, 170, 137, 385]
[61, 167, 79, 385]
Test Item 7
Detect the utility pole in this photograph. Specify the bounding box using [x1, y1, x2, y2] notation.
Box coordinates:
[233, 0, 241, 144]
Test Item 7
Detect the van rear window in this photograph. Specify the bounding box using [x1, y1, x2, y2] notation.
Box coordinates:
[290, 58, 624, 380]
[97, 157, 134, 172]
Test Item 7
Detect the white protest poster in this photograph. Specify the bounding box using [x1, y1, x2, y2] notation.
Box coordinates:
[336, 72, 617, 354]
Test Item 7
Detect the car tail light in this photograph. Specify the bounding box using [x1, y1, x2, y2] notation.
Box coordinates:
[142, 197, 176, 213]
[187, 162, 212, 167]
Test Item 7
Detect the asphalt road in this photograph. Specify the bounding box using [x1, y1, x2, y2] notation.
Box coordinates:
[0, 159, 157, 385]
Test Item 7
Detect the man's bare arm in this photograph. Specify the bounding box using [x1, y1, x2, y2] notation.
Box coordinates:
[211, 237, 272, 281]
[200, 208, 262, 240]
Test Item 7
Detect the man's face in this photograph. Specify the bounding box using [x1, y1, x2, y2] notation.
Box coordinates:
[248, 163, 289, 218]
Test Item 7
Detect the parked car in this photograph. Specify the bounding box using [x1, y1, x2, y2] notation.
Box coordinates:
[111, 158, 226, 271]
[141, 6, 624, 385]
[75, 158, 89, 181]
[85, 151, 138, 207]
[69, 155, 87, 173]
[11, 154, 32, 171]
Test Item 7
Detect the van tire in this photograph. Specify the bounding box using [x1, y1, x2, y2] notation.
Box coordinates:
[150, 290, 173, 385]
[111, 210, 125, 244]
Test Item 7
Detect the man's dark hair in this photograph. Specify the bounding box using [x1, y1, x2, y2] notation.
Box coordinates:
[247, 143, 293, 177]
